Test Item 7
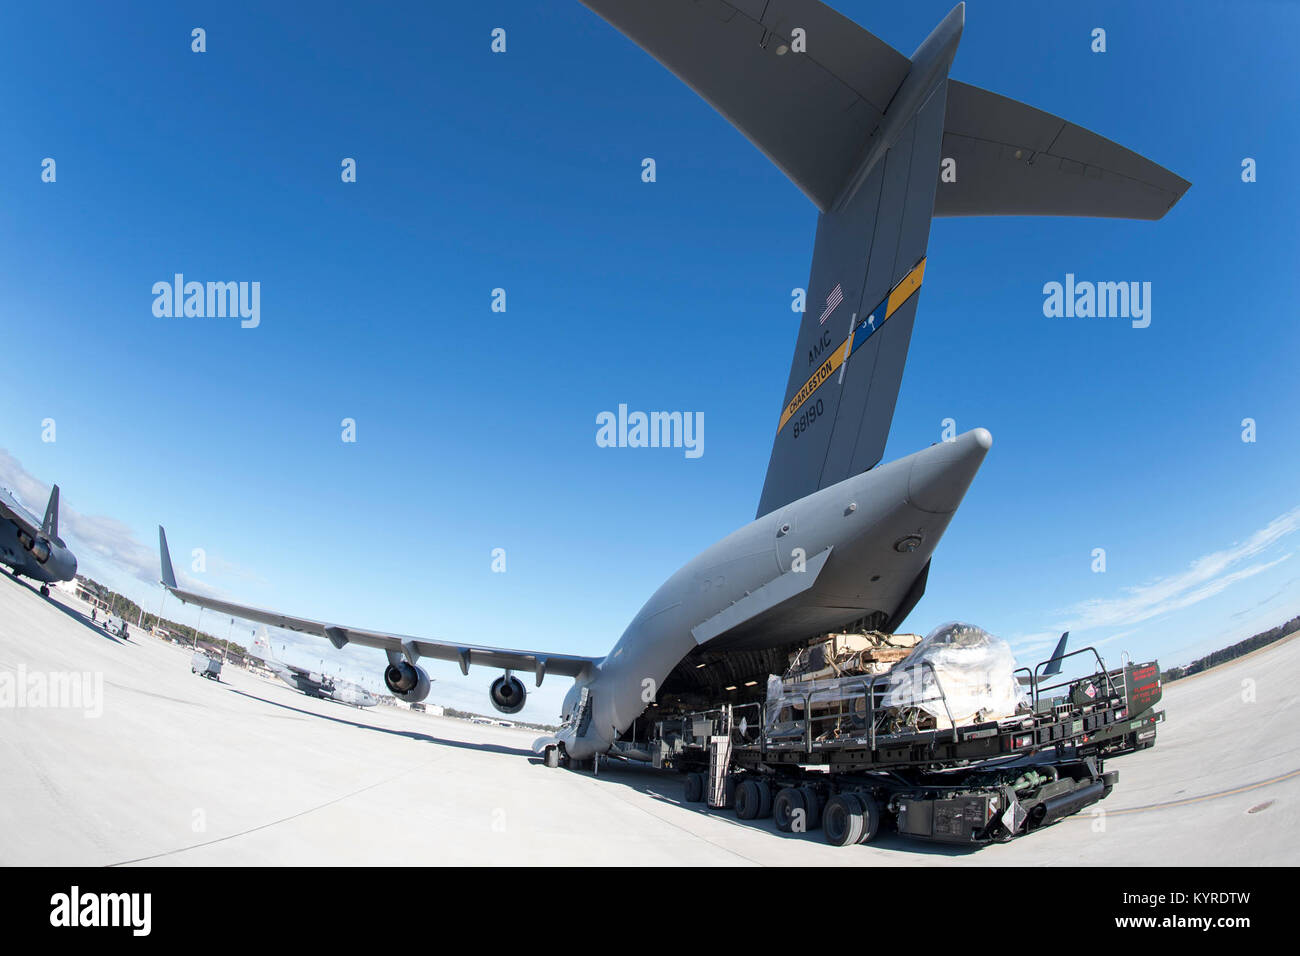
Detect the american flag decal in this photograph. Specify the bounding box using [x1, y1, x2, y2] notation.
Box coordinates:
[818, 283, 843, 325]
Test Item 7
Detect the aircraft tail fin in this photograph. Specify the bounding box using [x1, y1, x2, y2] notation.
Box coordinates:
[1041, 631, 1069, 676]
[158, 526, 178, 589]
[584, 2, 1189, 521]
[252, 625, 277, 663]
[755, 7, 963, 516]
[41, 485, 59, 538]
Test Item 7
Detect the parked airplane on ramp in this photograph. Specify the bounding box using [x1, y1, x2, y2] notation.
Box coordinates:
[1, 484, 77, 597]
[251, 625, 378, 708]
[156, 1, 1187, 767]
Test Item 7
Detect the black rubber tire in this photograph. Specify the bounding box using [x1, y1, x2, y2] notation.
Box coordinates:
[823, 793, 865, 847]
[799, 785, 823, 829]
[41, 586, 50, 597]
[683, 771, 704, 803]
[734, 779, 756, 819]
[543, 746, 559, 769]
[855, 792, 883, 844]
[773, 787, 806, 833]
[754, 779, 774, 819]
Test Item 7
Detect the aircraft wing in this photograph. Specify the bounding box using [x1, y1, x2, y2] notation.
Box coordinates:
[579, 0, 912, 212]
[935, 80, 1190, 220]
[0, 489, 42, 540]
[158, 528, 600, 682]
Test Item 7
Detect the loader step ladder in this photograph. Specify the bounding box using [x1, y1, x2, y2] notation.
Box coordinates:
[707, 705, 734, 808]
[706, 735, 733, 807]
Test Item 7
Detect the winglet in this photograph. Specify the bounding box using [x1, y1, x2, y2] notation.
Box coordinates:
[158, 526, 177, 589]
[1041, 631, 1069, 676]
[42, 485, 59, 538]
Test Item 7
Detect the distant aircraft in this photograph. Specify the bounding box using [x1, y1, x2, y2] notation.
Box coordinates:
[0, 484, 77, 597]
[250, 625, 378, 708]
[156, 1, 1188, 767]
[1018, 632, 1069, 688]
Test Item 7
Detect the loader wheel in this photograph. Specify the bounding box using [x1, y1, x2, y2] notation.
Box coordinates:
[799, 785, 823, 829]
[719, 774, 737, 810]
[773, 787, 806, 833]
[823, 794, 865, 847]
[683, 771, 704, 803]
[735, 779, 760, 819]
[855, 792, 883, 844]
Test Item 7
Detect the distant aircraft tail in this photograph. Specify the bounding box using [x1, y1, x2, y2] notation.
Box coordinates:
[41, 485, 59, 538]
[252, 625, 278, 663]
[1041, 631, 1069, 677]
[158, 526, 178, 588]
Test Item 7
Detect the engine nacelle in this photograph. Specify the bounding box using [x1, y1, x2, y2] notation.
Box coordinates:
[20, 533, 51, 564]
[383, 661, 431, 703]
[489, 674, 527, 714]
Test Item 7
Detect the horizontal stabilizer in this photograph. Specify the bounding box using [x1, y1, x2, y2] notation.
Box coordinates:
[580, 0, 912, 211]
[936, 81, 1190, 219]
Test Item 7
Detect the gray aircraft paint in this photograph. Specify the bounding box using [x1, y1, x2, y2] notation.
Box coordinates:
[569, 429, 990, 756]
[0, 485, 77, 591]
[156, 2, 1188, 764]
[252, 626, 377, 708]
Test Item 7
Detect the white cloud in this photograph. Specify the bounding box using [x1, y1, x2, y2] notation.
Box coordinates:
[1010, 505, 1300, 648]
[0, 448, 259, 598]
[0, 448, 158, 585]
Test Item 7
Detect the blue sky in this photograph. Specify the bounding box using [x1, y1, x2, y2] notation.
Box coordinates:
[2, 1, 1297, 720]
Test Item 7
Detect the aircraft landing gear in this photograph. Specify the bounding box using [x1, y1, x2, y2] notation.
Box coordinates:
[40, 585, 49, 597]
[543, 746, 560, 768]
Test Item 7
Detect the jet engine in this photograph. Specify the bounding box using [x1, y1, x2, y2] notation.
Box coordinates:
[489, 673, 527, 714]
[383, 661, 431, 703]
[19, 533, 50, 564]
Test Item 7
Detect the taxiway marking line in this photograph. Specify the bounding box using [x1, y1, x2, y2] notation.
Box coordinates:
[107, 755, 446, 866]
[1066, 765, 1300, 819]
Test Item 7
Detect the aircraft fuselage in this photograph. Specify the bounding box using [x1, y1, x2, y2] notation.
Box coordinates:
[557, 428, 991, 759]
[0, 517, 77, 586]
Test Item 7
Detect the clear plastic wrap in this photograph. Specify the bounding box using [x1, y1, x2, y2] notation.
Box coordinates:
[763, 622, 1028, 738]
[763, 672, 873, 732]
[880, 621, 1027, 728]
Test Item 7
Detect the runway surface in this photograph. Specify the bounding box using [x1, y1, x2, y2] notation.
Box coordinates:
[1, 576, 1295, 865]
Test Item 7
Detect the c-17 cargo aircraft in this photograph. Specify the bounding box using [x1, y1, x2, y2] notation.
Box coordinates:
[1, 484, 77, 597]
[251, 625, 379, 708]
[156, 1, 1187, 767]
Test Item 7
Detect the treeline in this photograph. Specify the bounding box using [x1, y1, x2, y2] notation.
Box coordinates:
[76, 574, 252, 662]
[1164, 613, 1300, 682]
[441, 705, 557, 732]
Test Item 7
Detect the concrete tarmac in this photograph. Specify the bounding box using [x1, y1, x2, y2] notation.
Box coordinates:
[1, 575, 1295, 865]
